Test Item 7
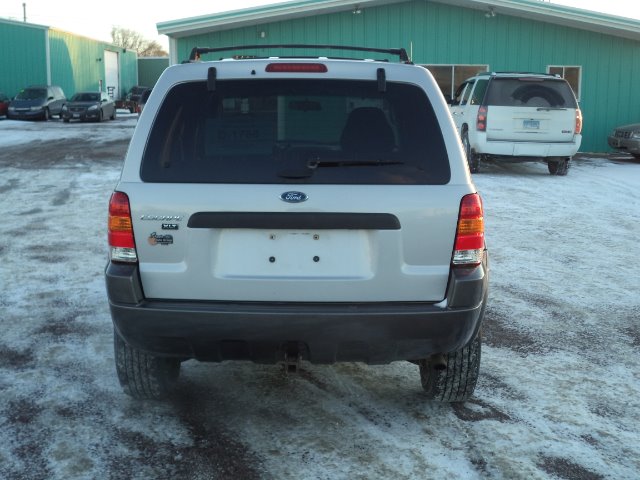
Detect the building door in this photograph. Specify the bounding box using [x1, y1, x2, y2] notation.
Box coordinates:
[104, 50, 120, 100]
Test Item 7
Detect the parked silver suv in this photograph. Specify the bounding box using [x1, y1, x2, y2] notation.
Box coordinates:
[106, 45, 489, 402]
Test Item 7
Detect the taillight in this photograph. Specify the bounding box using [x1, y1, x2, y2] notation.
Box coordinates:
[476, 106, 487, 132]
[453, 194, 485, 267]
[108, 191, 137, 263]
[265, 63, 328, 73]
[575, 108, 583, 135]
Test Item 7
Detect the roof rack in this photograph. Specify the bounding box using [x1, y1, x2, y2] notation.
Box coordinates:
[187, 44, 411, 63]
[479, 71, 558, 77]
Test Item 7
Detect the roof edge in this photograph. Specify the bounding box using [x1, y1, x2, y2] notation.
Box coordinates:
[476, 0, 640, 35]
[157, 0, 405, 37]
[0, 16, 49, 30]
[156, 0, 640, 41]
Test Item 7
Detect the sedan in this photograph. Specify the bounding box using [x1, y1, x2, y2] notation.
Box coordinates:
[608, 123, 640, 160]
[61, 92, 116, 122]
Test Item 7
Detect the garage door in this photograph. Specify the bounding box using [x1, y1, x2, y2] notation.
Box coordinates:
[104, 50, 119, 100]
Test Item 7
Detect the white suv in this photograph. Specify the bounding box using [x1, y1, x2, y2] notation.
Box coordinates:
[106, 45, 489, 401]
[449, 72, 582, 175]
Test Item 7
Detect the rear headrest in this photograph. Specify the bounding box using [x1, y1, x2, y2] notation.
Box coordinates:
[340, 107, 395, 154]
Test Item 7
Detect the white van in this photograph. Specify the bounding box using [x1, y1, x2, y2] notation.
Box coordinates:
[449, 72, 582, 175]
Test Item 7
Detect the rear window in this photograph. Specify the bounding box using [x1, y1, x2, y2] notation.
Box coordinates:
[140, 79, 450, 184]
[485, 78, 578, 108]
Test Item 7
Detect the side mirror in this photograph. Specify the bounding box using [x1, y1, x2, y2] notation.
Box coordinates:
[48, 96, 54, 101]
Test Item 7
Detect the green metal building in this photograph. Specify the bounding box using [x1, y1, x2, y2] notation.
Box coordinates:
[137, 57, 170, 88]
[157, 0, 640, 153]
[0, 17, 138, 102]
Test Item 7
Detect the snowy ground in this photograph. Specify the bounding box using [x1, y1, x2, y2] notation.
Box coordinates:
[0, 115, 639, 479]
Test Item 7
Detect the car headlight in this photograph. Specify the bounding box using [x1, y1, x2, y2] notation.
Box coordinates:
[8, 106, 15, 112]
[62, 105, 68, 111]
[88, 105, 99, 111]
[632, 131, 640, 139]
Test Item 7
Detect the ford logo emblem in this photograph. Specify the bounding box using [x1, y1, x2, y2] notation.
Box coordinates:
[280, 191, 308, 203]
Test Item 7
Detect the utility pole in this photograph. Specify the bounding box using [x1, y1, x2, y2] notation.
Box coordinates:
[22, 3, 26, 22]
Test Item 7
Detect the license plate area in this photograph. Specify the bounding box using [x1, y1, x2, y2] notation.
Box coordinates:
[214, 229, 373, 279]
[523, 119, 540, 129]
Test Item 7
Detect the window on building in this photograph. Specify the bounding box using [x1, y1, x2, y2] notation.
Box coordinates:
[548, 66, 581, 101]
[424, 65, 489, 101]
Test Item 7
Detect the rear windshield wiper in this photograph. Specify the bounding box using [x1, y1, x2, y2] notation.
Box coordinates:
[276, 158, 404, 179]
[307, 159, 404, 169]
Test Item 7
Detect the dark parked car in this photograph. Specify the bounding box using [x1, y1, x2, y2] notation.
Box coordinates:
[116, 85, 149, 113]
[0, 92, 10, 117]
[608, 123, 640, 160]
[61, 91, 116, 122]
[7, 85, 66, 120]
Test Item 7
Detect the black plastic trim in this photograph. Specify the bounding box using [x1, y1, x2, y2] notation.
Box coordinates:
[110, 299, 484, 364]
[207, 67, 217, 91]
[187, 212, 401, 230]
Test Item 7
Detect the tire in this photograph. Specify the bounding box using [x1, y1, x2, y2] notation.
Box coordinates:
[113, 328, 181, 399]
[42, 108, 50, 121]
[110, 108, 116, 120]
[63, 118, 70, 123]
[548, 157, 570, 176]
[129, 106, 135, 114]
[97, 110, 104, 123]
[418, 333, 481, 402]
[462, 130, 480, 173]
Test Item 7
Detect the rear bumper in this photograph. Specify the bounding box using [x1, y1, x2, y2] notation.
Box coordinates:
[474, 137, 581, 158]
[106, 254, 488, 364]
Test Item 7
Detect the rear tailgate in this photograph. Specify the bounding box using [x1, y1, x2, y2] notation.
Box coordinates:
[486, 105, 576, 142]
[484, 76, 578, 143]
[126, 183, 467, 303]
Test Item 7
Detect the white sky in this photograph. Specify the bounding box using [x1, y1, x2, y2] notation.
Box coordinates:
[0, 0, 639, 50]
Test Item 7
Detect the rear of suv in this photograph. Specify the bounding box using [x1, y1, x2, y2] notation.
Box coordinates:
[449, 72, 582, 175]
[106, 45, 489, 402]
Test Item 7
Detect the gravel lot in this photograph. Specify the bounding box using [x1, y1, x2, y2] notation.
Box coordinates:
[0, 116, 639, 479]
